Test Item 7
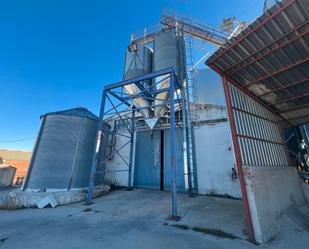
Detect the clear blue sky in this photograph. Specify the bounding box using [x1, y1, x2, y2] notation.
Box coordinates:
[0, 0, 263, 151]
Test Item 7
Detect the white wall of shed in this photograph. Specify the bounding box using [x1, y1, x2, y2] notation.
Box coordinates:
[194, 122, 241, 198]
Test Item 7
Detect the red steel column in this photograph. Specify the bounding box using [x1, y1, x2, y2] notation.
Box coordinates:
[222, 76, 256, 243]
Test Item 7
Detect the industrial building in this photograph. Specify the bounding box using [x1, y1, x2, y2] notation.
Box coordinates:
[0, 0, 308, 247]
[85, 0, 309, 244]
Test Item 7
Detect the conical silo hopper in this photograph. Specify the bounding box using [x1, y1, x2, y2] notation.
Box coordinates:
[153, 30, 180, 118]
[124, 44, 153, 119]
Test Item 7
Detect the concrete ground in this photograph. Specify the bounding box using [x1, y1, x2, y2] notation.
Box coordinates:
[0, 188, 308, 249]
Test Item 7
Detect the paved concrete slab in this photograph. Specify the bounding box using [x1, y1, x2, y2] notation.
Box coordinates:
[0, 189, 308, 249]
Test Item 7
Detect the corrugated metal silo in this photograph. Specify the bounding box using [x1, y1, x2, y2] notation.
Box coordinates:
[153, 30, 181, 117]
[124, 44, 153, 119]
[23, 107, 99, 191]
[193, 69, 226, 106]
[193, 69, 227, 121]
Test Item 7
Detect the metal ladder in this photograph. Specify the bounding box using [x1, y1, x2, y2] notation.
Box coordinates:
[184, 34, 198, 123]
[178, 25, 197, 196]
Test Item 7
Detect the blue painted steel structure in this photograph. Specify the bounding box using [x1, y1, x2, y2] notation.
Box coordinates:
[86, 68, 182, 219]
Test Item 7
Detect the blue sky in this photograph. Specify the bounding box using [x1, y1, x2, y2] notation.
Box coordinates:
[0, 0, 263, 150]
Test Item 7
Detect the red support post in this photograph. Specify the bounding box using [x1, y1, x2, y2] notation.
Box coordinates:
[222, 76, 256, 243]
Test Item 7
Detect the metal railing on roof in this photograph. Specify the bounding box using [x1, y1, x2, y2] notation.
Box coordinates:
[132, 9, 228, 47]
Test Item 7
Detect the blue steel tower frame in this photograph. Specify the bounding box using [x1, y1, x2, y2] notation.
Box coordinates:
[86, 67, 182, 220]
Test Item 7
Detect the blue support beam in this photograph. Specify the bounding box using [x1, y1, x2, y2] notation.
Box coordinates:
[87, 89, 107, 204]
[104, 67, 174, 90]
[87, 69, 181, 220]
[127, 108, 135, 191]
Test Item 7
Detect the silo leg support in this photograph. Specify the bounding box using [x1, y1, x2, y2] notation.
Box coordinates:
[127, 109, 135, 191]
[169, 73, 181, 221]
[86, 90, 107, 205]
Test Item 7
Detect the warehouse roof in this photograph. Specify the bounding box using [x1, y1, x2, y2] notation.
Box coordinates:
[40, 107, 98, 121]
[206, 0, 309, 128]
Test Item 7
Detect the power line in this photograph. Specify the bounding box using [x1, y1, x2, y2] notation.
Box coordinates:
[0, 136, 36, 143]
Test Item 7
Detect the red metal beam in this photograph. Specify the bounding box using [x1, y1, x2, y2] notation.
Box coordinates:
[222, 76, 256, 244]
[273, 92, 309, 105]
[236, 134, 284, 146]
[281, 114, 309, 123]
[222, 21, 309, 74]
[279, 102, 309, 114]
[258, 77, 309, 97]
[207, 0, 296, 65]
[232, 107, 278, 124]
[228, 28, 309, 76]
[245, 56, 309, 89]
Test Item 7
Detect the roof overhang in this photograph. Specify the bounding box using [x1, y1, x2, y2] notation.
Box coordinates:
[206, 0, 309, 128]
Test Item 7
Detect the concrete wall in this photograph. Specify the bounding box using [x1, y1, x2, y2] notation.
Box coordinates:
[0, 166, 16, 187]
[194, 122, 241, 198]
[243, 166, 306, 243]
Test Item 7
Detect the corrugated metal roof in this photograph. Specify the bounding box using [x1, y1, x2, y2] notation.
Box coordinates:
[206, 0, 309, 128]
[40, 107, 98, 121]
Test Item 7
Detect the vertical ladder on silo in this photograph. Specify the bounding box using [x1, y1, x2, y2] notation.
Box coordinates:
[182, 28, 197, 196]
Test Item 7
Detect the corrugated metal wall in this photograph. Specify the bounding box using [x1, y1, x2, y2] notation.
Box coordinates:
[133, 130, 161, 189]
[26, 114, 98, 190]
[163, 128, 185, 191]
[229, 83, 289, 167]
[193, 69, 226, 106]
[133, 129, 185, 190]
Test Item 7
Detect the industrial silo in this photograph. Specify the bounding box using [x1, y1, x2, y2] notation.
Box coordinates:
[192, 69, 227, 120]
[123, 43, 153, 119]
[153, 30, 182, 117]
[23, 107, 100, 191]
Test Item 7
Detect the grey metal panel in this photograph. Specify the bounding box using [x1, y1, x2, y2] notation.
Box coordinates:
[229, 83, 289, 167]
[163, 128, 185, 191]
[26, 109, 98, 190]
[133, 128, 185, 191]
[124, 44, 153, 119]
[153, 30, 180, 117]
[96, 123, 110, 185]
[133, 130, 161, 189]
[193, 69, 226, 106]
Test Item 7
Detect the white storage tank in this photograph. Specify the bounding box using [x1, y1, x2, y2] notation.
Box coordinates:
[23, 107, 99, 191]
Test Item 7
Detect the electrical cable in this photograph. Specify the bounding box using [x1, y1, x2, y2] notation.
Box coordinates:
[0, 136, 36, 143]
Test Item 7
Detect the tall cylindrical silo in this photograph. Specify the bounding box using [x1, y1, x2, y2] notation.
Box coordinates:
[193, 69, 227, 120]
[23, 107, 100, 191]
[193, 69, 226, 107]
[153, 30, 181, 117]
[123, 44, 153, 119]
